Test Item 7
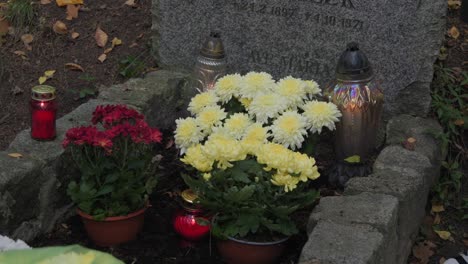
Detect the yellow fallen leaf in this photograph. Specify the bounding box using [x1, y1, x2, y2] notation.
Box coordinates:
[8, 153, 23, 158]
[431, 204, 445, 213]
[21, 34, 33, 44]
[71, 32, 80, 39]
[65, 63, 84, 72]
[98, 53, 107, 63]
[104, 47, 113, 54]
[95, 26, 108, 48]
[39, 76, 47, 84]
[111, 37, 122, 47]
[435, 230, 451, 240]
[449, 26, 460, 39]
[433, 213, 441, 225]
[44, 70, 56, 77]
[55, 0, 83, 7]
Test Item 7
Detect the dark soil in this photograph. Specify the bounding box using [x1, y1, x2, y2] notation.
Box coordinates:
[0, 0, 155, 150]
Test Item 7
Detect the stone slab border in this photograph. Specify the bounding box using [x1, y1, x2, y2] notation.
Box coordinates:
[299, 115, 443, 264]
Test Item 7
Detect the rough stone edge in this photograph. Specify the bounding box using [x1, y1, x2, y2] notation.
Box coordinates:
[299, 114, 443, 264]
[1, 70, 190, 241]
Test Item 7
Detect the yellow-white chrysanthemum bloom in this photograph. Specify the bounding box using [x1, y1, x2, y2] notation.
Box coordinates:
[241, 123, 270, 154]
[181, 144, 213, 172]
[203, 137, 247, 170]
[174, 117, 204, 153]
[291, 152, 320, 182]
[301, 101, 342, 134]
[256, 143, 293, 172]
[303, 80, 321, 98]
[239, 97, 253, 108]
[276, 76, 308, 108]
[188, 91, 219, 115]
[38, 252, 95, 264]
[271, 172, 300, 192]
[214, 74, 243, 103]
[270, 111, 308, 150]
[196, 105, 227, 134]
[248, 93, 288, 123]
[240, 72, 276, 98]
[222, 113, 253, 139]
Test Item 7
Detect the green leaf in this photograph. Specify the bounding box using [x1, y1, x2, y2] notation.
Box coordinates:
[95, 185, 113, 197]
[344, 155, 361, 163]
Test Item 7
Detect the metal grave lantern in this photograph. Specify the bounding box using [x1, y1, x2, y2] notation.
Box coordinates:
[326, 42, 384, 187]
[192, 32, 227, 92]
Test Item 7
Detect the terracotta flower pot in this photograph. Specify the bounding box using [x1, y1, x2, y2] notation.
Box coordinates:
[217, 236, 289, 264]
[77, 206, 148, 247]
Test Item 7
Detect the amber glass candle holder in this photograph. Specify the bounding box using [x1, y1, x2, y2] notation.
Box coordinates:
[173, 189, 210, 241]
[30, 85, 57, 140]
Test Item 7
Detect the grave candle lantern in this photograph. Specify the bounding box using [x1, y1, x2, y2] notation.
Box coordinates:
[30, 85, 57, 141]
[192, 32, 227, 92]
[326, 43, 384, 186]
[173, 189, 210, 242]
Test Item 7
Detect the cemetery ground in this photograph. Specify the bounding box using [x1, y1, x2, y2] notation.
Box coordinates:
[0, 1, 466, 264]
[0, 0, 155, 150]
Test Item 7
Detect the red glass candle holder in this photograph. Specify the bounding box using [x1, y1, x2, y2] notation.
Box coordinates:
[173, 189, 210, 241]
[30, 85, 57, 140]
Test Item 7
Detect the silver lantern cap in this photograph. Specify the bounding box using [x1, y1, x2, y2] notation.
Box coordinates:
[191, 32, 227, 92]
[336, 42, 373, 82]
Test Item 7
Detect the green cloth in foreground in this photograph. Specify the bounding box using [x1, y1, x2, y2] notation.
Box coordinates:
[0, 245, 124, 264]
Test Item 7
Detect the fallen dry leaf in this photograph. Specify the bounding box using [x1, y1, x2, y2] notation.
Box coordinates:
[111, 37, 122, 47]
[44, 70, 56, 77]
[448, 26, 460, 39]
[53, 20, 68, 34]
[104, 47, 113, 54]
[40, 0, 52, 4]
[95, 26, 108, 48]
[433, 213, 441, 225]
[66, 5, 79, 21]
[13, 50, 26, 56]
[431, 204, 445, 213]
[71, 32, 79, 39]
[21, 34, 34, 50]
[65, 63, 84, 72]
[129, 42, 138, 48]
[125, 0, 136, 6]
[448, 0, 461, 9]
[412, 240, 436, 264]
[8, 153, 23, 158]
[56, 0, 83, 7]
[136, 33, 144, 39]
[454, 119, 464, 126]
[39, 76, 47, 84]
[403, 137, 417, 151]
[434, 230, 451, 240]
[11, 86, 23, 95]
[98, 53, 107, 63]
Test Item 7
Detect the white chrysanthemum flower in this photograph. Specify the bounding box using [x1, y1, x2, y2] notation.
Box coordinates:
[220, 113, 253, 139]
[174, 117, 204, 153]
[270, 111, 308, 150]
[188, 91, 219, 115]
[243, 123, 270, 142]
[303, 80, 321, 98]
[196, 105, 227, 134]
[276, 76, 308, 108]
[240, 72, 276, 98]
[301, 101, 342, 134]
[248, 93, 288, 123]
[214, 74, 243, 103]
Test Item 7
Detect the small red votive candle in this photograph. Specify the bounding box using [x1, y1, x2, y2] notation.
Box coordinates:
[30, 85, 57, 140]
[173, 189, 210, 241]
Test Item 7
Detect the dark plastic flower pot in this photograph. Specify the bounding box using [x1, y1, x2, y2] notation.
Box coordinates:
[77, 206, 147, 247]
[217, 236, 289, 264]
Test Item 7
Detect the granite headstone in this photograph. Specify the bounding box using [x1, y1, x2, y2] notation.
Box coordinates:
[152, 0, 446, 118]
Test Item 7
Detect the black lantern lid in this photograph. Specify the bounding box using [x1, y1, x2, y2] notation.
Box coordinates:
[200, 32, 225, 59]
[336, 42, 373, 81]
